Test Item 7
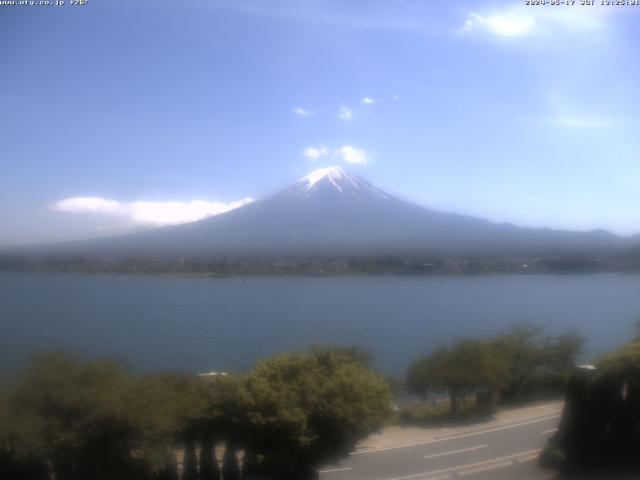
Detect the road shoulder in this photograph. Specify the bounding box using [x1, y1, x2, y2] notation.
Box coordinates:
[355, 400, 563, 453]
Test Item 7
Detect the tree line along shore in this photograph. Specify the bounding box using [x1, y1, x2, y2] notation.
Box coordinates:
[4, 254, 640, 276]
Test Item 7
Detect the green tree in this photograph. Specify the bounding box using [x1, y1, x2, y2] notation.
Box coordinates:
[406, 356, 430, 400]
[1, 375, 49, 479]
[492, 324, 544, 401]
[541, 331, 585, 374]
[407, 339, 508, 416]
[408, 326, 585, 416]
[312, 345, 374, 369]
[597, 340, 640, 378]
[126, 372, 223, 478]
[194, 375, 244, 480]
[4, 355, 217, 480]
[7, 353, 142, 480]
[238, 347, 392, 478]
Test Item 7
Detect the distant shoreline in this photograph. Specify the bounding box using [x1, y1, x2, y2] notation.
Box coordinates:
[2, 267, 640, 279]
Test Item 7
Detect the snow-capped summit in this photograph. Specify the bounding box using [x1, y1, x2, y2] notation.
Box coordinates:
[301, 166, 347, 189]
[282, 166, 388, 201]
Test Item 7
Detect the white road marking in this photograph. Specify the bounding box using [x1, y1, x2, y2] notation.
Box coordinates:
[542, 428, 558, 434]
[459, 451, 540, 475]
[515, 453, 540, 463]
[423, 444, 488, 459]
[383, 449, 541, 480]
[318, 467, 353, 474]
[352, 414, 561, 455]
[457, 460, 513, 476]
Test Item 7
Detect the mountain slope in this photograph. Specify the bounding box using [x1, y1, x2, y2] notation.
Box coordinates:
[29, 166, 629, 258]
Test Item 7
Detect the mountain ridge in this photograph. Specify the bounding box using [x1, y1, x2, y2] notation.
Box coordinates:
[2, 167, 634, 259]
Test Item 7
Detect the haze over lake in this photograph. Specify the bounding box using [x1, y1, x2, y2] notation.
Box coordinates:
[2, 272, 638, 377]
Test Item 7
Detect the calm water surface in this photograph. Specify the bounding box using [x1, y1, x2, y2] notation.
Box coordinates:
[1, 272, 638, 376]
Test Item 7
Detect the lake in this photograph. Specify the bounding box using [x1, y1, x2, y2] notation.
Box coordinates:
[1, 272, 638, 377]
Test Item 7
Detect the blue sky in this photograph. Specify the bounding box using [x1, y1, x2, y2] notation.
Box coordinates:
[1, 0, 639, 246]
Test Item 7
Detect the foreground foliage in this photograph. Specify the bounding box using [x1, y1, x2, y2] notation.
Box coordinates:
[544, 339, 640, 475]
[0, 348, 392, 480]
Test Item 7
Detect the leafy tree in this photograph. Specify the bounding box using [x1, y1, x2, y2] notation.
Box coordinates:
[406, 339, 508, 415]
[126, 373, 213, 477]
[492, 324, 544, 401]
[491, 325, 584, 402]
[408, 325, 585, 415]
[194, 375, 244, 480]
[1, 375, 49, 480]
[197, 375, 247, 442]
[541, 331, 585, 374]
[238, 347, 392, 478]
[312, 345, 374, 369]
[7, 353, 142, 480]
[3, 356, 218, 480]
[597, 340, 640, 379]
[406, 356, 430, 400]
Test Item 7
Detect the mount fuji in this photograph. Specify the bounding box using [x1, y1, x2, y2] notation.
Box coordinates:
[29, 166, 630, 259]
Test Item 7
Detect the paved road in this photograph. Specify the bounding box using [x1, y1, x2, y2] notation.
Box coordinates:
[319, 413, 560, 480]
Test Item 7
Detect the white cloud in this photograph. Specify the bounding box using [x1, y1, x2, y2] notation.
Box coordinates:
[292, 107, 314, 117]
[361, 96, 375, 105]
[338, 145, 368, 164]
[303, 145, 330, 161]
[50, 196, 253, 227]
[338, 106, 353, 121]
[549, 115, 613, 129]
[302, 145, 370, 165]
[460, 6, 608, 38]
[461, 12, 534, 37]
[391, 94, 399, 101]
[52, 196, 122, 214]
